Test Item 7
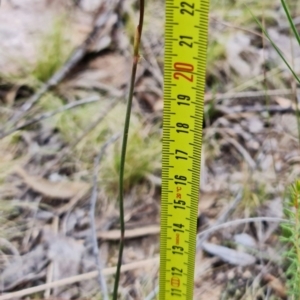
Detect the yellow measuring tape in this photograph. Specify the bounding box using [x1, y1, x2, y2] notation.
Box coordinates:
[160, 1, 210, 299]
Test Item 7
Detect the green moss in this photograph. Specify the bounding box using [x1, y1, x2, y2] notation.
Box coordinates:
[32, 16, 71, 82]
[101, 126, 161, 195]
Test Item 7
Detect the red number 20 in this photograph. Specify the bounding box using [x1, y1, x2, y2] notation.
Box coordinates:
[173, 62, 194, 82]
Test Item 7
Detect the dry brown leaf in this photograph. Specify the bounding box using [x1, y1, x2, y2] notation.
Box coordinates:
[275, 96, 293, 109]
[198, 192, 218, 214]
[65, 53, 130, 90]
[97, 225, 160, 240]
[14, 166, 89, 200]
[3, 86, 19, 107]
[154, 99, 163, 111]
[263, 273, 287, 298]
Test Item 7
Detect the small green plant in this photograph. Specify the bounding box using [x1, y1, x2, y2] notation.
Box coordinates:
[281, 181, 300, 299]
[240, 180, 267, 215]
[103, 126, 160, 194]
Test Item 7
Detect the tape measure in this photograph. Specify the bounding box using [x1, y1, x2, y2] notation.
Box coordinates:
[159, 1, 210, 299]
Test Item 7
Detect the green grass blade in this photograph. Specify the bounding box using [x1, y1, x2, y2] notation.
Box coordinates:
[281, 0, 300, 47]
[248, 8, 300, 85]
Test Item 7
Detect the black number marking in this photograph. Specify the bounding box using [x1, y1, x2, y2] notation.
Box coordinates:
[178, 95, 190, 100]
[174, 223, 184, 229]
[171, 288, 182, 297]
[175, 149, 188, 160]
[173, 229, 184, 232]
[174, 206, 185, 209]
[175, 175, 187, 181]
[172, 267, 183, 273]
[180, 2, 195, 16]
[179, 35, 193, 48]
[174, 199, 186, 205]
[173, 72, 193, 82]
[173, 199, 186, 210]
[176, 122, 189, 134]
[174, 174, 187, 185]
[172, 251, 183, 255]
[172, 272, 183, 276]
[177, 94, 190, 106]
[171, 293, 181, 297]
[172, 246, 184, 251]
[177, 123, 189, 129]
[173, 223, 184, 232]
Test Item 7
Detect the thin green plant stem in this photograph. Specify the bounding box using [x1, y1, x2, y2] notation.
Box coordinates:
[281, 0, 300, 47]
[90, 134, 120, 300]
[112, 1, 145, 299]
[248, 8, 300, 85]
[281, 0, 300, 145]
[260, 4, 271, 125]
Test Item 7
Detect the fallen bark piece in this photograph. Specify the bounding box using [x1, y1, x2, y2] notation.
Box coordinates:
[14, 166, 90, 215]
[14, 166, 89, 200]
[97, 225, 160, 240]
[201, 242, 256, 266]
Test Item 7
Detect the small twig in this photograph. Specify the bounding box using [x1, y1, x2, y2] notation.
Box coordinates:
[210, 56, 300, 104]
[211, 17, 263, 38]
[141, 36, 163, 86]
[112, 1, 145, 299]
[205, 88, 300, 102]
[222, 133, 256, 169]
[44, 216, 59, 298]
[215, 104, 297, 114]
[227, 137, 256, 169]
[97, 225, 160, 240]
[197, 191, 243, 248]
[0, 257, 159, 300]
[0, 96, 100, 139]
[197, 217, 288, 246]
[90, 134, 120, 300]
[0, 238, 19, 257]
